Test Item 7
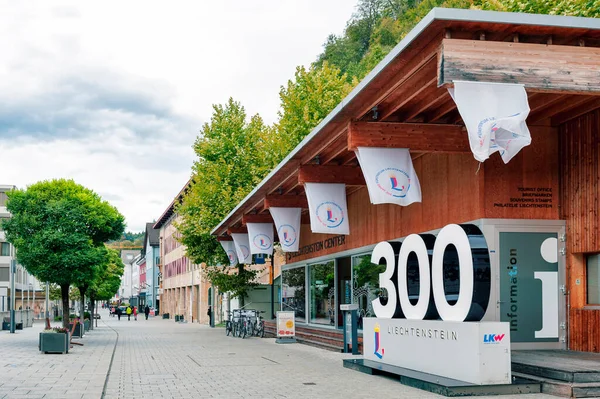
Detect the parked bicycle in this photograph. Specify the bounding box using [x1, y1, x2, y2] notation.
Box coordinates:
[225, 310, 234, 336]
[246, 309, 265, 338]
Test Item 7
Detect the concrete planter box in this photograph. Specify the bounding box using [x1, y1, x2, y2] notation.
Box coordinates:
[2, 321, 9, 330]
[69, 322, 83, 338]
[39, 332, 69, 354]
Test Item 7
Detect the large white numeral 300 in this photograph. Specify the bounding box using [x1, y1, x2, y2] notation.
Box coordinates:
[371, 224, 478, 322]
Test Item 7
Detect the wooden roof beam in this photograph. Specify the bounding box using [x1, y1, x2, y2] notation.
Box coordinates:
[378, 59, 439, 121]
[216, 236, 233, 242]
[529, 95, 594, 124]
[241, 214, 273, 225]
[298, 165, 366, 185]
[552, 98, 600, 125]
[439, 39, 600, 94]
[348, 121, 470, 153]
[227, 226, 247, 235]
[264, 195, 308, 209]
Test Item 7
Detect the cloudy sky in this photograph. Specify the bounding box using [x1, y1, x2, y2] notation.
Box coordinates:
[0, 1, 357, 232]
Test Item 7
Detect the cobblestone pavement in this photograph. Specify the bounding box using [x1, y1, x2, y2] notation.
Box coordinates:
[1, 310, 559, 399]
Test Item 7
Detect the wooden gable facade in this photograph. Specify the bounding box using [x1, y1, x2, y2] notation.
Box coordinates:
[212, 9, 600, 351]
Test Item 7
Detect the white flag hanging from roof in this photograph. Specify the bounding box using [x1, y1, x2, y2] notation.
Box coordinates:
[231, 233, 252, 264]
[304, 183, 350, 235]
[269, 207, 302, 252]
[450, 81, 531, 164]
[355, 147, 422, 206]
[219, 240, 238, 266]
[247, 223, 274, 256]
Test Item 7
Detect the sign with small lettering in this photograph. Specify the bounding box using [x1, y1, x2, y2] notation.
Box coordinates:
[493, 186, 554, 209]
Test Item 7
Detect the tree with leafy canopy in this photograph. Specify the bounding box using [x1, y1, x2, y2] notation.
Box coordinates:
[1, 179, 125, 328]
[276, 62, 355, 155]
[203, 264, 261, 306]
[316, 0, 599, 83]
[86, 248, 124, 329]
[177, 99, 278, 303]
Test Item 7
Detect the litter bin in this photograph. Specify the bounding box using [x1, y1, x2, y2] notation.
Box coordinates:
[340, 304, 359, 355]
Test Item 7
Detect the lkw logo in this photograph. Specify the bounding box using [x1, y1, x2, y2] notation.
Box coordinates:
[483, 333, 505, 344]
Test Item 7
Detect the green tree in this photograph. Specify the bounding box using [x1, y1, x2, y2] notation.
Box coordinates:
[87, 248, 124, 329]
[203, 265, 261, 305]
[2, 179, 125, 328]
[178, 98, 277, 266]
[177, 99, 280, 302]
[276, 62, 355, 154]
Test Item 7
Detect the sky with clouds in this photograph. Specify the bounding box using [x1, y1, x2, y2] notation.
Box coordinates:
[0, 1, 357, 232]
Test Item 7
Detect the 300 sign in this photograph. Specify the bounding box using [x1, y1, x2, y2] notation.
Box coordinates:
[372, 224, 491, 322]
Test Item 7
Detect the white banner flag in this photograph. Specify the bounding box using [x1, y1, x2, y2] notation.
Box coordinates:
[231, 233, 252, 264]
[355, 147, 422, 206]
[450, 81, 531, 164]
[304, 183, 350, 235]
[219, 240, 238, 266]
[269, 207, 302, 252]
[247, 223, 274, 256]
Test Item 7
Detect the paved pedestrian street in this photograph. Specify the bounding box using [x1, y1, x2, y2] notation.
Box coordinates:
[1, 310, 559, 399]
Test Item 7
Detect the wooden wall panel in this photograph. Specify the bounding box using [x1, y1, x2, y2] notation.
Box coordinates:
[287, 153, 485, 263]
[484, 126, 559, 219]
[560, 109, 600, 254]
[560, 109, 600, 352]
[570, 309, 600, 352]
[287, 128, 562, 264]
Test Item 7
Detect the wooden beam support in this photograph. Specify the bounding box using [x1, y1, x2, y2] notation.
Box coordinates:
[439, 39, 600, 94]
[298, 165, 366, 185]
[227, 227, 247, 235]
[216, 236, 233, 242]
[529, 95, 594, 124]
[264, 195, 308, 209]
[241, 214, 273, 225]
[348, 121, 470, 153]
[551, 97, 600, 125]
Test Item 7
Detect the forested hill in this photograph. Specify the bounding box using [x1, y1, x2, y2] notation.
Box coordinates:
[314, 0, 600, 83]
[107, 231, 144, 249]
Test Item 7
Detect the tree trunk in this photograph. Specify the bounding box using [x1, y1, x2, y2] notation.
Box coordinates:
[78, 285, 87, 328]
[89, 296, 95, 330]
[61, 284, 70, 329]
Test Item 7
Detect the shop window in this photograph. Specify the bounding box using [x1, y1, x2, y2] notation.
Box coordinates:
[309, 261, 335, 326]
[352, 254, 386, 329]
[0, 242, 10, 257]
[282, 267, 306, 322]
[587, 254, 600, 304]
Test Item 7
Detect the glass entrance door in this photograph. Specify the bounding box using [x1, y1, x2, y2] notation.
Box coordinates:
[499, 232, 562, 346]
[337, 257, 351, 328]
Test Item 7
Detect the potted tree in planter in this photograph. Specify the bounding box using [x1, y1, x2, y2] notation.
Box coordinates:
[68, 316, 84, 338]
[39, 327, 70, 354]
[1, 179, 125, 331]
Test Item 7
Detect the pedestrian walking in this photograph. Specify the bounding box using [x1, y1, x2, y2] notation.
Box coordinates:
[133, 306, 138, 321]
[117, 307, 122, 321]
[126, 306, 132, 321]
[144, 305, 150, 320]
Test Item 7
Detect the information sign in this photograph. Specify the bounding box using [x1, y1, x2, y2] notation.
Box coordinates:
[276, 311, 295, 339]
